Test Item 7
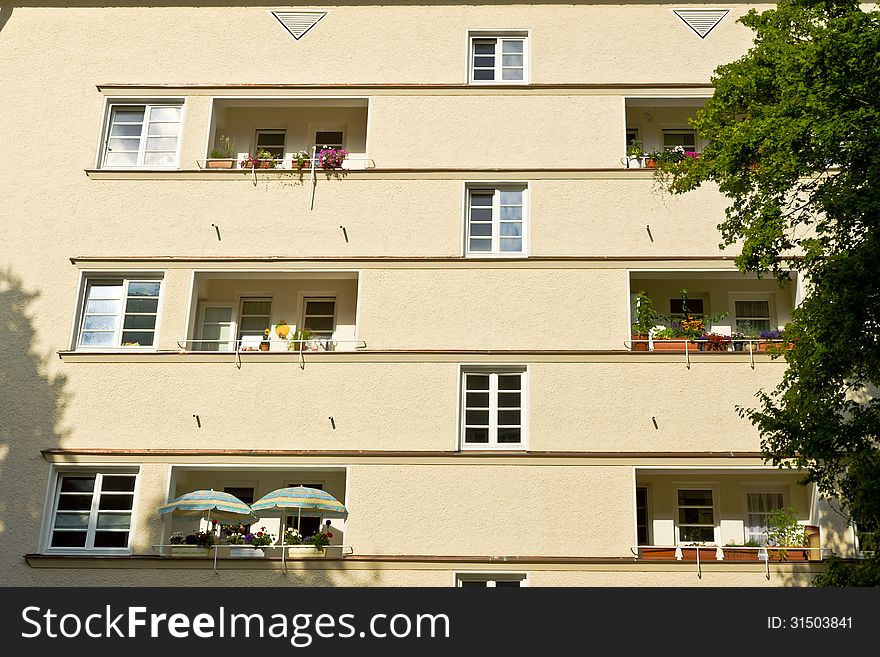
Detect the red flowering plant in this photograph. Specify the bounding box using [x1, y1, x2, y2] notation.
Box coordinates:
[317, 146, 349, 170]
[240, 149, 276, 169]
[699, 332, 731, 352]
[304, 524, 334, 551]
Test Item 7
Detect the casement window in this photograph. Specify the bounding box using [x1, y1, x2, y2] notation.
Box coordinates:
[466, 186, 527, 256]
[662, 129, 697, 153]
[676, 489, 716, 543]
[469, 34, 528, 83]
[238, 297, 272, 342]
[733, 299, 772, 335]
[461, 368, 527, 449]
[101, 103, 183, 168]
[255, 129, 286, 159]
[48, 471, 137, 552]
[746, 492, 785, 545]
[456, 573, 527, 587]
[198, 304, 236, 352]
[669, 295, 705, 321]
[314, 130, 345, 151]
[76, 277, 162, 349]
[302, 297, 337, 340]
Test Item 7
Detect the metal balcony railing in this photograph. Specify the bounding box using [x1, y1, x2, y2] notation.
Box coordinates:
[625, 338, 789, 369]
[175, 338, 368, 369]
[154, 543, 355, 572]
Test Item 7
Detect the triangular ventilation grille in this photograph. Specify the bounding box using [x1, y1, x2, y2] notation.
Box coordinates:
[272, 11, 327, 40]
[673, 9, 730, 39]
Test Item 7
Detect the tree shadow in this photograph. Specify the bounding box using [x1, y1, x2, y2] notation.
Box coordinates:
[0, 269, 69, 583]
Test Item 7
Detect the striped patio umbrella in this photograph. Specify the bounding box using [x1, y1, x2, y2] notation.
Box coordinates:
[159, 489, 258, 524]
[252, 487, 348, 565]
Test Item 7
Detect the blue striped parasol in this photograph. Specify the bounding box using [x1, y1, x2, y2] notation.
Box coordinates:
[159, 489, 257, 524]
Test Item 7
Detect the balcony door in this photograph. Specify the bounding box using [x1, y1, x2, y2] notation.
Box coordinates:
[197, 303, 236, 351]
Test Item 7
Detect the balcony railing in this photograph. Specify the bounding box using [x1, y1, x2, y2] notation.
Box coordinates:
[625, 338, 789, 369]
[154, 543, 355, 572]
[176, 338, 368, 369]
[630, 545, 830, 580]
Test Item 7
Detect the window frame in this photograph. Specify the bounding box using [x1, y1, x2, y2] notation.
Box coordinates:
[73, 273, 165, 351]
[301, 296, 338, 340]
[308, 122, 347, 154]
[467, 31, 530, 85]
[454, 572, 528, 587]
[743, 487, 788, 545]
[464, 183, 529, 257]
[197, 301, 237, 352]
[255, 129, 287, 160]
[675, 486, 719, 545]
[98, 99, 185, 169]
[729, 292, 777, 336]
[459, 366, 528, 451]
[661, 128, 698, 153]
[237, 296, 273, 343]
[42, 466, 140, 556]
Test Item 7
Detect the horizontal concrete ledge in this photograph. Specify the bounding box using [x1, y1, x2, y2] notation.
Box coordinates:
[56, 349, 787, 364]
[27, 554, 827, 573]
[69, 255, 745, 265]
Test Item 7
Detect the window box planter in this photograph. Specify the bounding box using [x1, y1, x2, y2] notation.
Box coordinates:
[205, 159, 235, 169]
[228, 546, 266, 558]
[651, 339, 698, 352]
[170, 546, 210, 557]
[720, 548, 760, 561]
[287, 545, 324, 558]
[644, 157, 658, 169]
[638, 546, 718, 561]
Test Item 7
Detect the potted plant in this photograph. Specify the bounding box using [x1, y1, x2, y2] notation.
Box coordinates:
[626, 139, 644, 168]
[284, 527, 325, 558]
[274, 320, 291, 340]
[765, 506, 809, 561]
[759, 328, 786, 352]
[317, 146, 349, 170]
[722, 539, 763, 561]
[287, 328, 314, 352]
[169, 530, 214, 557]
[260, 328, 271, 351]
[225, 525, 274, 557]
[304, 526, 334, 553]
[240, 149, 277, 169]
[699, 332, 731, 352]
[651, 289, 728, 352]
[207, 134, 236, 169]
[631, 290, 659, 351]
[294, 150, 312, 171]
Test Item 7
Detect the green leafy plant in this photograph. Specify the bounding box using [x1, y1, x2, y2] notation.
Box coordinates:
[766, 506, 807, 560]
[627, 139, 644, 158]
[210, 134, 235, 159]
[304, 528, 332, 551]
[287, 328, 314, 351]
[284, 528, 303, 545]
[631, 290, 660, 337]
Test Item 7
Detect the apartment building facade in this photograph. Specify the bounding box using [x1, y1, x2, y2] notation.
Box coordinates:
[0, 2, 858, 587]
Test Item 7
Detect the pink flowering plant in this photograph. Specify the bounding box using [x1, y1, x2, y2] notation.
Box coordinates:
[317, 146, 349, 170]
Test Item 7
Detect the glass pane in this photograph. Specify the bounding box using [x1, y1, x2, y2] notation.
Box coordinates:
[148, 122, 180, 136]
[305, 301, 335, 315]
[473, 56, 495, 67]
[54, 513, 90, 529]
[466, 392, 489, 407]
[466, 374, 490, 390]
[83, 315, 117, 331]
[51, 531, 87, 547]
[502, 40, 524, 54]
[149, 106, 181, 121]
[460, 580, 487, 587]
[110, 124, 143, 137]
[473, 69, 495, 81]
[498, 392, 521, 408]
[498, 375, 521, 390]
[112, 108, 145, 122]
[87, 284, 123, 299]
[470, 208, 493, 221]
[500, 238, 523, 252]
[465, 428, 489, 443]
[143, 152, 176, 166]
[735, 301, 770, 318]
[500, 206, 522, 220]
[680, 508, 714, 525]
[103, 152, 139, 166]
[495, 580, 521, 587]
[497, 428, 521, 443]
[465, 410, 490, 425]
[242, 300, 271, 314]
[240, 317, 269, 331]
[79, 331, 116, 346]
[498, 410, 521, 425]
[470, 223, 492, 237]
[678, 490, 713, 506]
[501, 69, 524, 81]
[500, 223, 522, 237]
[204, 307, 232, 323]
[61, 477, 95, 493]
[98, 494, 134, 511]
[57, 494, 93, 511]
[469, 239, 492, 252]
[128, 282, 161, 297]
[145, 137, 177, 152]
[93, 531, 129, 548]
[120, 331, 154, 346]
[123, 315, 156, 330]
[102, 475, 136, 492]
[257, 132, 286, 146]
[502, 54, 524, 67]
[107, 138, 141, 151]
[97, 513, 131, 529]
[86, 299, 120, 314]
[470, 193, 493, 206]
[473, 43, 495, 55]
[680, 526, 714, 542]
[305, 317, 334, 332]
[315, 131, 344, 144]
[125, 298, 158, 313]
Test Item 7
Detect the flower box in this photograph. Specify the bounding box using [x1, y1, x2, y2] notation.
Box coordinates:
[638, 546, 718, 560]
[720, 547, 760, 561]
[170, 545, 210, 557]
[651, 339, 698, 352]
[287, 545, 324, 558]
[205, 159, 234, 169]
[228, 546, 265, 558]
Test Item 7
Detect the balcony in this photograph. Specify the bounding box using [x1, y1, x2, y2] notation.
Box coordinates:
[629, 270, 798, 355]
[203, 98, 370, 170]
[181, 271, 361, 353]
[623, 97, 708, 168]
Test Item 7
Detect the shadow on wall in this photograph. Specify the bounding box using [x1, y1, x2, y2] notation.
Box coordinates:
[0, 269, 69, 583]
[0, 5, 11, 34]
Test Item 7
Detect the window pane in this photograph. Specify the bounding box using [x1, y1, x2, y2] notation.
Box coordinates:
[242, 300, 271, 315]
[465, 428, 489, 443]
[469, 239, 492, 252]
[110, 124, 143, 137]
[93, 532, 129, 548]
[502, 54, 524, 67]
[466, 374, 490, 390]
[257, 132, 286, 146]
[57, 495, 93, 511]
[678, 490, 712, 506]
[112, 108, 145, 123]
[102, 476, 136, 492]
[461, 580, 488, 587]
[86, 299, 121, 314]
[123, 315, 157, 330]
[103, 152, 139, 166]
[497, 428, 521, 443]
[680, 526, 714, 542]
[51, 531, 88, 547]
[315, 131, 344, 145]
[204, 307, 232, 323]
[501, 69, 524, 81]
[473, 69, 495, 81]
[466, 392, 489, 407]
[470, 193, 493, 206]
[500, 238, 523, 252]
[735, 300, 770, 317]
[498, 392, 521, 407]
[500, 206, 522, 220]
[466, 410, 490, 425]
[83, 315, 117, 331]
[474, 43, 495, 55]
[149, 106, 181, 122]
[498, 410, 521, 425]
[125, 298, 158, 313]
[680, 508, 714, 525]
[97, 513, 131, 529]
[147, 122, 180, 136]
[143, 152, 177, 166]
[107, 138, 141, 151]
[305, 301, 335, 316]
[145, 137, 177, 151]
[470, 223, 493, 237]
[473, 56, 495, 67]
[54, 513, 90, 529]
[61, 477, 96, 493]
[98, 494, 134, 511]
[120, 331, 154, 346]
[470, 208, 493, 221]
[495, 580, 521, 587]
[80, 332, 117, 346]
[128, 282, 161, 297]
[305, 317, 334, 332]
[502, 40, 524, 54]
[500, 223, 522, 237]
[498, 375, 521, 390]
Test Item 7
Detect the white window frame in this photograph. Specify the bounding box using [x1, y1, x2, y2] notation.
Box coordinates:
[74, 274, 165, 351]
[255, 129, 287, 160]
[301, 296, 338, 340]
[464, 184, 529, 257]
[42, 466, 140, 555]
[99, 100, 185, 169]
[454, 572, 528, 587]
[662, 128, 698, 153]
[467, 31, 530, 85]
[197, 301, 237, 352]
[459, 367, 528, 450]
[237, 296, 273, 342]
[729, 292, 777, 335]
[675, 486, 719, 545]
[743, 487, 788, 545]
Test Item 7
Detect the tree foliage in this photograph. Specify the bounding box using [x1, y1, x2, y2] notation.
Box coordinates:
[657, 0, 880, 584]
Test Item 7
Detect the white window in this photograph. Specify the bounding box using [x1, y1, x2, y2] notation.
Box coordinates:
[102, 103, 182, 168]
[302, 297, 337, 340]
[662, 129, 697, 153]
[733, 298, 773, 335]
[238, 297, 272, 342]
[314, 130, 345, 151]
[461, 368, 527, 449]
[47, 471, 137, 552]
[469, 34, 528, 83]
[676, 489, 715, 543]
[76, 277, 162, 349]
[255, 129, 286, 159]
[198, 303, 236, 352]
[456, 573, 527, 587]
[746, 492, 785, 545]
[466, 186, 527, 256]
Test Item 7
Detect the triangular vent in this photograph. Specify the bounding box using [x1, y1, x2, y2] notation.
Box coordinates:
[271, 11, 327, 40]
[673, 9, 730, 39]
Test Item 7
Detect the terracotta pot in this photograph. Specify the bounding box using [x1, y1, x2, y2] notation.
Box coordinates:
[638, 546, 718, 560]
[645, 158, 658, 169]
[260, 342, 269, 351]
[631, 334, 649, 351]
[721, 547, 760, 561]
[206, 159, 234, 169]
[651, 339, 698, 352]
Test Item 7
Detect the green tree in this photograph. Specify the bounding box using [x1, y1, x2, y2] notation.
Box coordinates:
[656, 0, 880, 584]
